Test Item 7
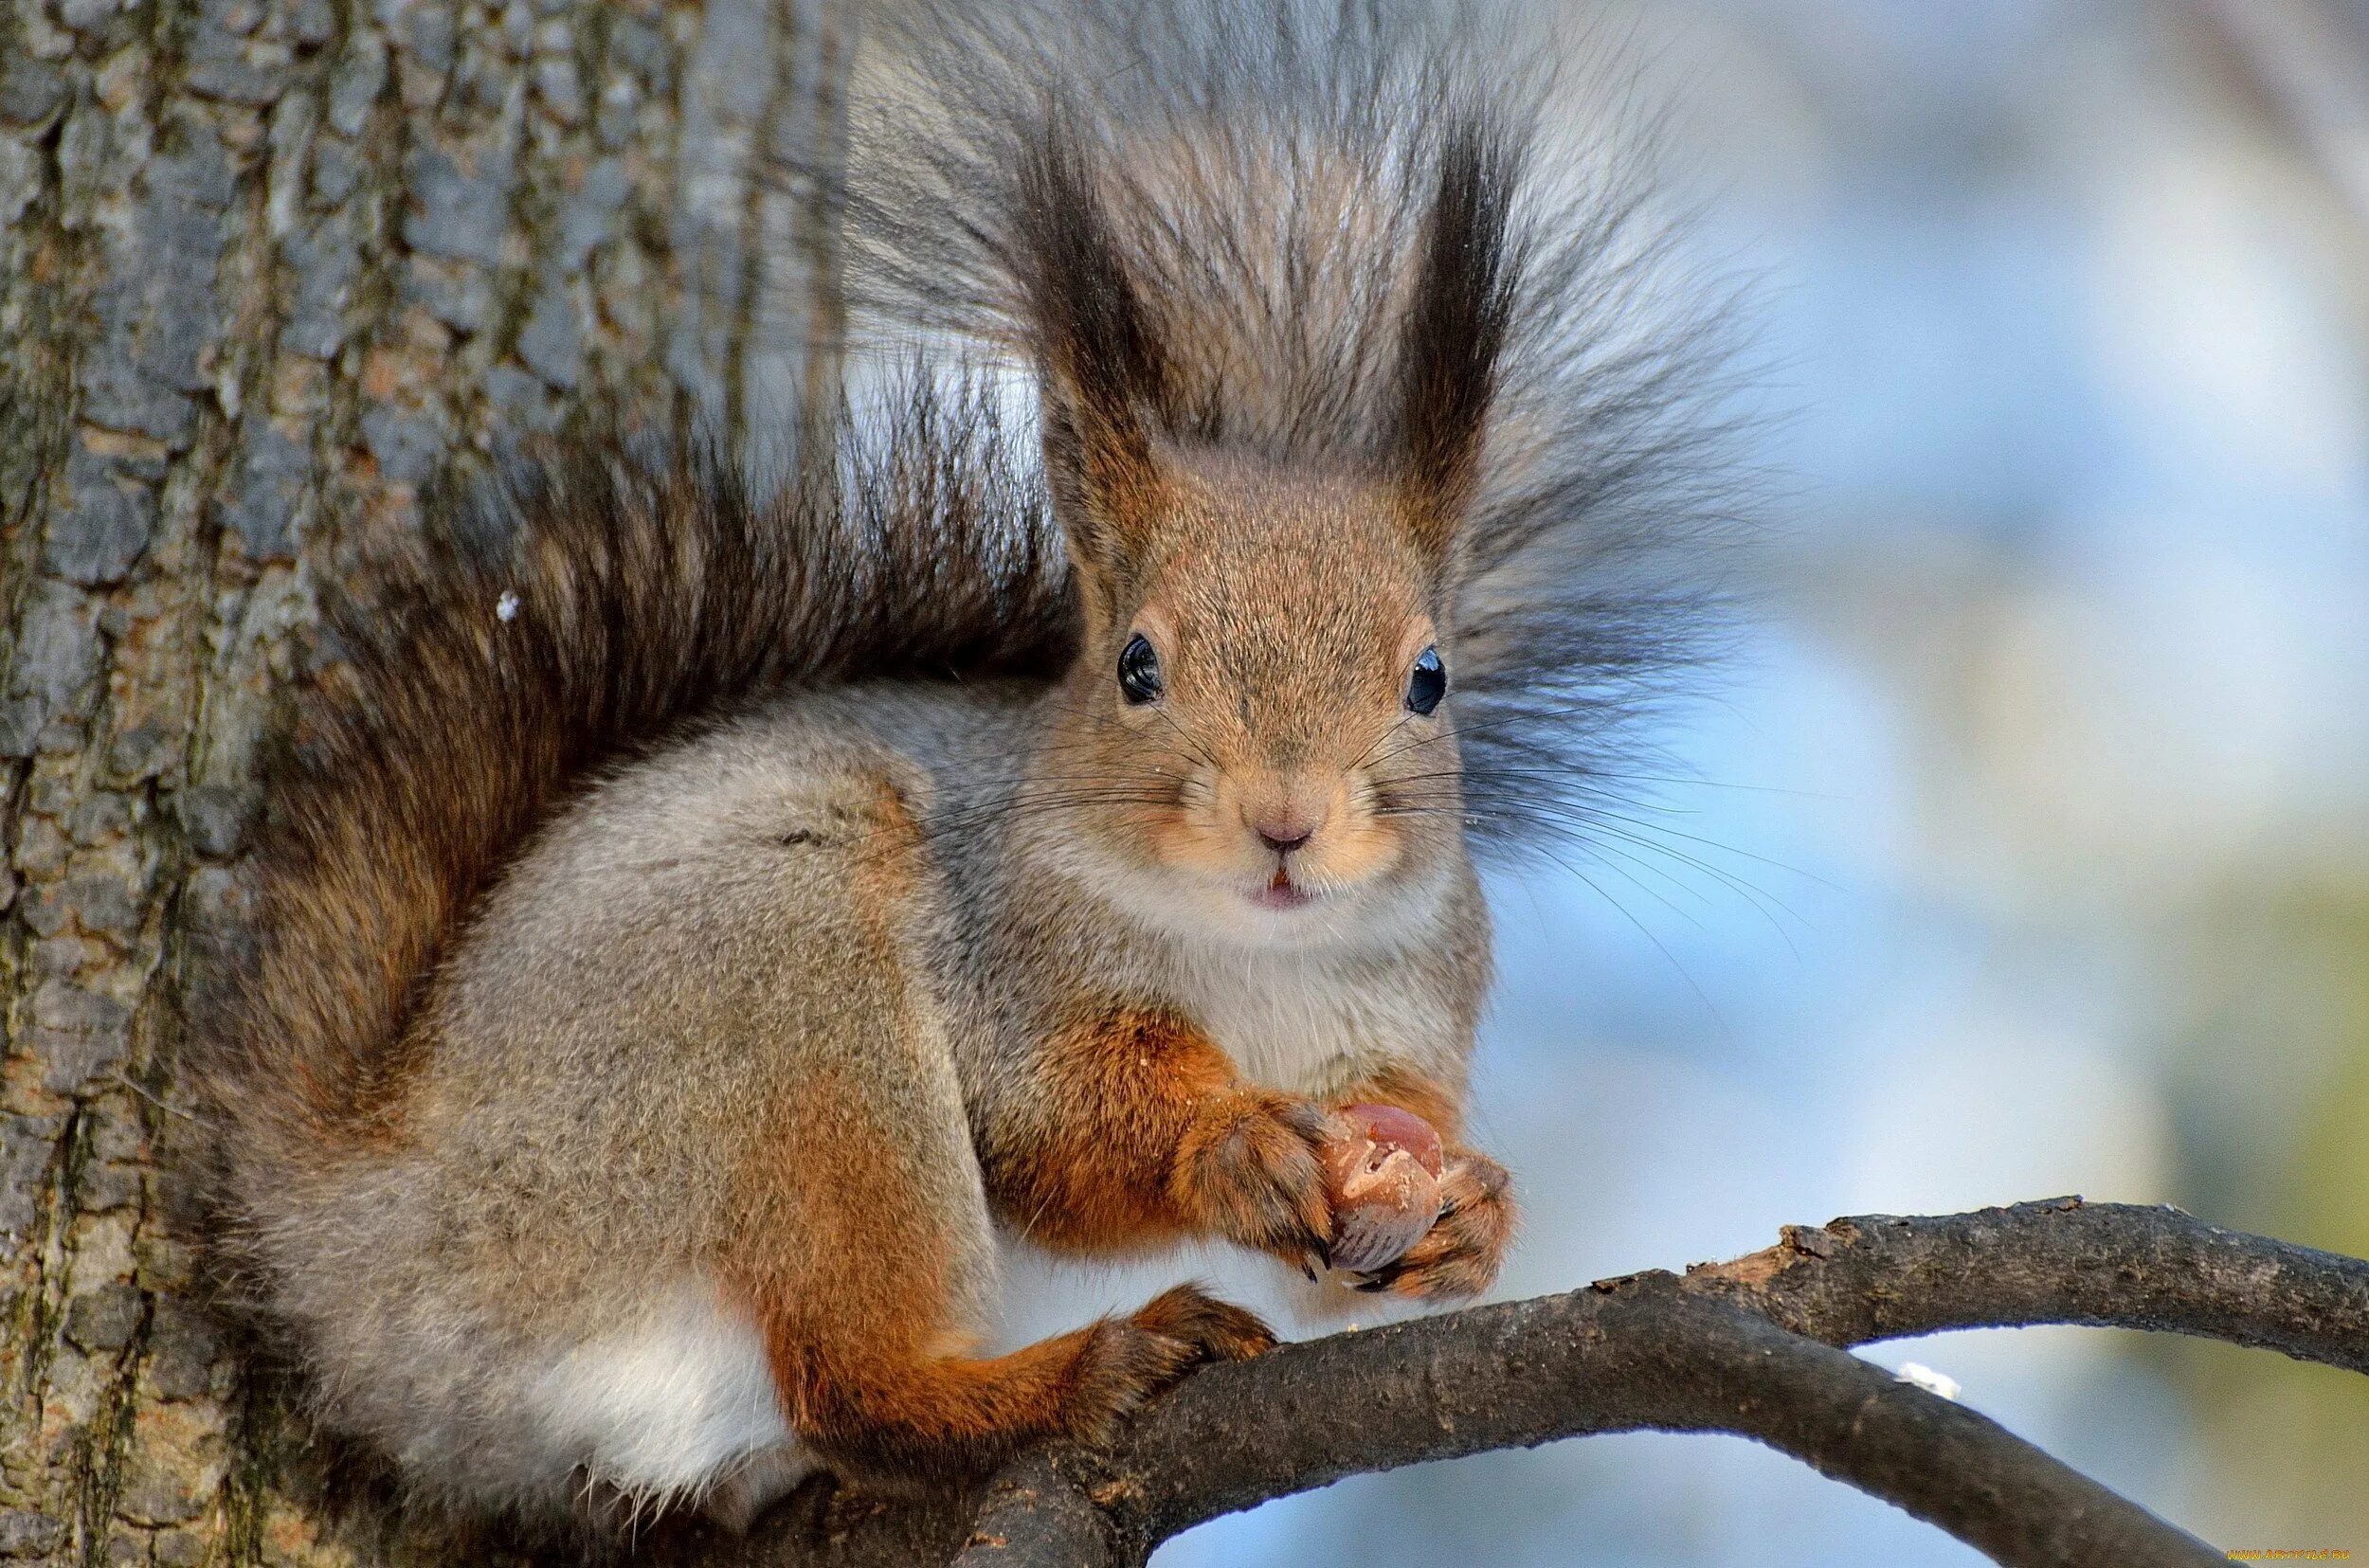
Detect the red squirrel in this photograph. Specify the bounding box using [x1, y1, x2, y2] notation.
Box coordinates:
[192, 0, 1738, 1536]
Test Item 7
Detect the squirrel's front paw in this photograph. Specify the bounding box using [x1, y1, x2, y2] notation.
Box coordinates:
[1352, 1150, 1514, 1301]
[1169, 1090, 1342, 1271]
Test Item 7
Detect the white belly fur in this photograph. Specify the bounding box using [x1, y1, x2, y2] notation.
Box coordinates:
[1176, 947, 1441, 1095]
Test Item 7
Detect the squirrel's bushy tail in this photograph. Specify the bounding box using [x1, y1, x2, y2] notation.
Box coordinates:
[192, 376, 1067, 1226]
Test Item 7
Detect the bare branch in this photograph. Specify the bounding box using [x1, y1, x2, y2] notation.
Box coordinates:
[1691, 1195, 2369, 1369]
[733, 1199, 2369, 1568]
[947, 1282, 2217, 1568]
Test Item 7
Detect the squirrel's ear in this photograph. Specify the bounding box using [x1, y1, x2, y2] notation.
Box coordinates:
[1014, 124, 1170, 594]
[1396, 117, 1521, 564]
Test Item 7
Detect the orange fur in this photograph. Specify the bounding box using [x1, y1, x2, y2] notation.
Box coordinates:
[732, 1098, 1076, 1483]
[986, 1007, 1337, 1264]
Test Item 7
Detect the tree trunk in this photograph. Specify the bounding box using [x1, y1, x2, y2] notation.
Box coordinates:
[0, 0, 847, 1559]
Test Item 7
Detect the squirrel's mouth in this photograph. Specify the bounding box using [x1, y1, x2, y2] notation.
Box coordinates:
[1252, 866, 1315, 910]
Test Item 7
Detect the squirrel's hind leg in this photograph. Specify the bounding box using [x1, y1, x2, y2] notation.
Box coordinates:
[720, 1070, 1274, 1487]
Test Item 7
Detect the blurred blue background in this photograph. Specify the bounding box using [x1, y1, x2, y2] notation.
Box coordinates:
[990, 0, 2369, 1560]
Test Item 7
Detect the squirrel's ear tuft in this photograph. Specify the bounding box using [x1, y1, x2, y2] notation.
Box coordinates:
[1397, 116, 1522, 562]
[1013, 120, 1170, 586]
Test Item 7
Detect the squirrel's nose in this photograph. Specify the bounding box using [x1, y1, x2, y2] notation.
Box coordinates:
[1247, 802, 1320, 856]
[1257, 824, 1312, 856]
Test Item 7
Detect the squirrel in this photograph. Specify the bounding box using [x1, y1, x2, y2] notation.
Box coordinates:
[191, 0, 1737, 1538]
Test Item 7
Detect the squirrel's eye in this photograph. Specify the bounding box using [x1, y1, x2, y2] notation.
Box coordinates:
[1405, 645, 1446, 715]
[1118, 633, 1164, 704]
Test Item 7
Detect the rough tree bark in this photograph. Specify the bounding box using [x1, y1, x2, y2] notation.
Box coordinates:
[0, 0, 846, 1560]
